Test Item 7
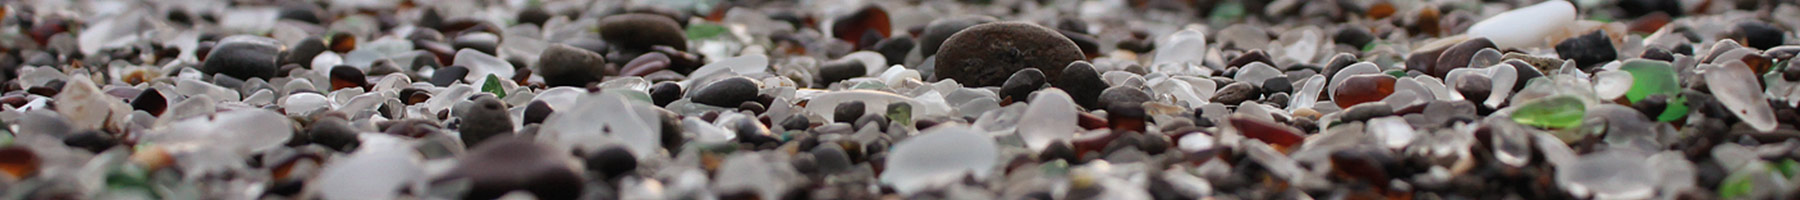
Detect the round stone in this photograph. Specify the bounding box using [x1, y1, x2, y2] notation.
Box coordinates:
[1335, 26, 1375, 48]
[933, 22, 1084, 87]
[1098, 86, 1151, 111]
[999, 68, 1047, 103]
[1261, 76, 1293, 95]
[812, 145, 854, 174]
[583, 146, 637, 179]
[283, 36, 326, 66]
[917, 16, 996, 58]
[1211, 82, 1259, 105]
[599, 13, 688, 51]
[1056, 61, 1108, 109]
[523, 100, 552, 125]
[536, 44, 609, 87]
[1431, 38, 1496, 78]
[202, 41, 281, 80]
[689, 77, 761, 107]
[649, 82, 682, 107]
[459, 95, 514, 147]
[446, 137, 585, 200]
[834, 101, 866, 124]
[816, 59, 865, 86]
[431, 66, 470, 87]
[1555, 30, 1617, 69]
[1735, 21, 1785, 50]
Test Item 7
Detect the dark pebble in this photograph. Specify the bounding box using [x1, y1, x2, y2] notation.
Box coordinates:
[1210, 82, 1258, 105]
[306, 116, 362, 152]
[1431, 38, 1495, 78]
[328, 66, 367, 91]
[62, 130, 117, 153]
[583, 146, 637, 179]
[1097, 86, 1151, 111]
[835, 101, 866, 124]
[1061, 30, 1101, 59]
[1785, 61, 1800, 81]
[649, 82, 682, 107]
[917, 16, 996, 58]
[282, 36, 326, 66]
[1634, 94, 1669, 118]
[517, 6, 551, 26]
[1735, 21, 1785, 50]
[999, 68, 1047, 103]
[1554, 30, 1617, 69]
[523, 101, 552, 125]
[933, 22, 1083, 87]
[1642, 47, 1674, 62]
[871, 36, 914, 66]
[1322, 53, 1358, 81]
[446, 137, 585, 200]
[599, 13, 688, 52]
[817, 59, 865, 86]
[537, 44, 610, 87]
[1335, 27, 1375, 48]
[1261, 76, 1292, 95]
[688, 77, 760, 107]
[1056, 61, 1109, 109]
[621, 52, 671, 77]
[782, 115, 812, 131]
[459, 95, 514, 147]
[431, 65, 470, 87]
[1454, 74, 1492, 103]
[812, 145, 854, 174]
[1227, 50, 1272, 68]
[1040, 140, 1079, 164]
[1339, 102, 1394, 122]
[202, 40, 281, 80]
[452, 32, 499, 55]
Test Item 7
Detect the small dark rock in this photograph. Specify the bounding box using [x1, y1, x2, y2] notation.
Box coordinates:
[812, 145, 853, 174]
[816, 60, 865, 86]
[1097, 86, 1152, 111]
[584, 146, 637, 179]
[537, 44, 610, 87]
[1210, 82, 1258, 105]
[650, 82, 682, 107]
[1555, 30, 1617, 69]
[1340, 102, 1394, 122]
[282, 36, 326, 66]
[1227, 50, 1272, 68]
[1431, 38, 1496, 78]
[999, 68, 1047, 103]
[835, 101, 866, 124]
[131, 89, 167, 116]
[431, 66, 470, 87]
[459, 96, 514, 147]
[1056, 61, 1109, 109]
[917, 16, 996, 58]
[202, 40, 281, 80]
[871, 36, 914, 66]
[1735, 21, 1786, 50]
[523, 101, 552, 125]
[599, 13, 689, 51]
[688, 77, 760, 107]
[1261, 77, 1292, 95]
[1335, 27, 1375, 48]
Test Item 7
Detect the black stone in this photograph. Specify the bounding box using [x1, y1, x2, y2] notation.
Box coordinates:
[1554, 30, 1617, 69]
[782, 115, 811, 131]
[1634, 94, 1669, 118]
[599, 13, 688, 51]
[517, 6, 552, 26]
[306, 117, 362, 152]
[1210, 82, 1258, 105]
[812, 145, 853, 174]
[1340, 102, 1394, 122]
[1261, 77, 1293, 95]
[917, 16, 996, 58]
[999, 68, 1047, 103]
[431, 65, 470, 87]
[934, 22, 1084, 87]
[1062, 30, 1101, 58]
[537, 44, 609, 87]
[835, 101, 866, 124]
[871, 36, 914, 66]
[283, 36, 326, 66]
[650, 82, 682, 107]
[1454, 74, 1493, 103]
[1736, 21, 1786, 50]
[1039, 140, 1078, 164]
[1432, 38, 1495, 78]
[328, 65, 367, 90]
[561, 38, 609, 56]
[1227, 50, 1272, 68]
[584, 146, 637, 179]
[816, 60, 865, 86]
[1323, 53, 1358, 81]
[1618, 0, 1682, 18]
[459, 95, 514, 147]
[202, 41, 281, 80]
[523, 101, 552, 125]
[1785, 61, 1800, 81]
[1335, 26, 1375, 48]
[62, 130, 117, 153]
[688, 77, 760, 107]
[452, 32, 499, 55]
[1642, 47, 1675, 62]
[1097, 86, 1151, 111]
[1056, 61, 1108, 109]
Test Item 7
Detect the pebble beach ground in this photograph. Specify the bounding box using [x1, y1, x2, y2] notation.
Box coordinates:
[0, 0, 1797, 199]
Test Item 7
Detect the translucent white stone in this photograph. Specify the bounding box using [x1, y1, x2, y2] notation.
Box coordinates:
[283, 93, 332, 116]
[1153, 28, 1208, 67]
[1705, 62, 1778, 132]
[1275, 27, 1321, 64]
[453, 49, 515, 83]
[1289, 75, 1326, 111]
[78, 16, 146, 56]
[144, 108, 294, 156]
[1556, 150, 1655, 200]
[1466, 0, 1577, 49]
[686, 54, 770, 83]
[881, 124, 999, 195]
[55, 75, 123, 131]
[1592, 70, 1634, 100]
[1233, 63, 1282, 87]
[538, 91, 662, 158]
[1016, 88, 1081, 151]
[1151, 79, 1205, 107]
[714, 153, 804, 200]
[1177, 133, 1216, 153]
[312, 137, 423, 200]
[1367, 116, 1415, 149]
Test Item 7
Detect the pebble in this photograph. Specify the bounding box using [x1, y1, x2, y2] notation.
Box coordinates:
[1098, 86, 1152, 111]
[917, 16, 997, 58]
[1057, 61, 1109, 109]
[431, 65, 471, 86]
[203, 39, 282, 80]
[689, 77, 761, 107]
[933, 22, 1085, 87]
[537, 44, 610, 87]
[1332, 74, 1397, 107]
[1735, 21, 1786, 50]
[1556, 30, 1618, 69]
[459, 95, 515, 147]
[1210, 82, 1258, 105]
[1432, 38, 1496, 78]
[999, 68, 1047, 103]
[445, 137, 585, 199]
[600, 14, 688, 52]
